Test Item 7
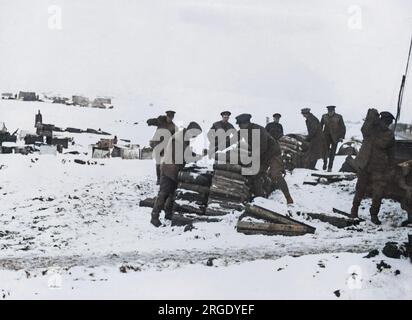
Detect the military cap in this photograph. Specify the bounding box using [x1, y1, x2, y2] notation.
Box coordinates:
[326, 105, 336, 110]
[235, 113, 252, 124]
[187, 121, 202, 132]
[273, 113, 281, 118]
[380, 111, 395, 120]
[221, 111, 231, 116]
[301, 108, 311, 114]
[165, 110, 176, 116]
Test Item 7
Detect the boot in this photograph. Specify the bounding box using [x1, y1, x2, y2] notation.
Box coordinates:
[327, 168, 332, 172]
[150, 212, 161, 227]
[350, 205, 359, 219]
[370, 214, 381, 225]
[286, 195, 294, 205]
[322, 162, 327, 171]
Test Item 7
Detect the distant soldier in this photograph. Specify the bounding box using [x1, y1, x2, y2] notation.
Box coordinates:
[265, 113, 284, 140]
[235, 113, 293, 204]
[147, 110, 178, 185]
[150, 122, 203, 227]
[350, 109, 395, 225]
[320, 106, 346, 171]
[35, 110, 43, 128]
[207, 111, 236, 154]
[301, 108, 326, 169]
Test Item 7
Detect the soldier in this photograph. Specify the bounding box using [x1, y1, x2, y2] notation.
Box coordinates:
[35, 110, 42, 128]
[150, 122, 203, 227]
[235, 113, 293, 204]
[147, 110, 178, 185]
[350, 109, 395, 225]
[265, 113, 284, 140]
[207, 111, 236, 154]
[301, 108, 326, 169]
[320, 106, 346, 172]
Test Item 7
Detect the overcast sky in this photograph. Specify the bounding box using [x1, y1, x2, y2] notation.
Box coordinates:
[1, 0, 412, 124]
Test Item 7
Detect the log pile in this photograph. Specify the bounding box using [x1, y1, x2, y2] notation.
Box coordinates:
[237, 204, 315, 236]
[206, 164, 251, 215]
[278, 134, 309, 170]
[173, 166, 213, 215]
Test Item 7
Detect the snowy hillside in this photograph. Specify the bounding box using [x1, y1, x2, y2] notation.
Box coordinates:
[0, 99, 411, 299]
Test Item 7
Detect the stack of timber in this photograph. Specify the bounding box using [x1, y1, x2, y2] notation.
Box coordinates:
[206, 163, 251, 216]
[237, 204, 316, 236]
[173, 165, 213, 215]
[278, 134, 309, 170]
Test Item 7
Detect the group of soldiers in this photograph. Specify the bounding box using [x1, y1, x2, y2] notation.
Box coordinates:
[146, 106, 397, 227]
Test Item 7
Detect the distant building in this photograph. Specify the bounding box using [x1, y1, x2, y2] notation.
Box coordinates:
[72, 95, 90, 107]
[91, 97, 112, 109]
[1, 93, 14, 100]
[18, 91, 37, 101]
[0, 122, 7, 133]
[52, 96, 69, 104]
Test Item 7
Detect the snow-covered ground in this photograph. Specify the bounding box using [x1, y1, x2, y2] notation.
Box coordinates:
[0, 99, 411, 299]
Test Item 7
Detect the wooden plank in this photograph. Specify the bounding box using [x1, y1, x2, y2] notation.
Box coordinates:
[177, 171, 211, 186]
[207, 199, 245, 211]
[245, 204, 316, 232]
[213, 173, 248, 186]
[303, 179, 319, 186]
[311, 173, 356, 180]
[306, 213, 359, 228]
[175, 190, 208, 205]
[213, 169, 248, 182]
[332, 208, 365, 222]
[211, 180, 250, 196]
[237, 221, 313, 236]
[209, 189, 249, 202]
[177, 182, 210, 195]
[213, 163, 243, 173]
[205, 207, 232, 216]
[171, 214, 222, 226]
[173, 203, 206, 215]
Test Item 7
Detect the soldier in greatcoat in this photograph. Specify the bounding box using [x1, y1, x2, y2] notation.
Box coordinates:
[236, 113, 293, 204]
[265, 113, 284, 140]
[150, 122, 203, 227]
[320, 106, 346, 171]
[301, 108, 327, 169]
[350, 109, 395, 225]
[147, 111, 178, 185]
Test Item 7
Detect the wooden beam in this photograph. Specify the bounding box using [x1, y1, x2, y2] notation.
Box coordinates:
[245, 204, 316, 232]
[237, 221, 313, 236]
[306, 213, 359, 228]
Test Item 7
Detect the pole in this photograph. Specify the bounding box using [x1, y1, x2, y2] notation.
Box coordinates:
[394, 35, 412, 132]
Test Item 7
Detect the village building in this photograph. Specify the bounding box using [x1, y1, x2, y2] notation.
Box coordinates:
[18, 91, 37, 101]
[72, 95, 90, 107]
[52, 96, 69, 104]
[1, 93, 14, 100]
[91, 97, 113, 109]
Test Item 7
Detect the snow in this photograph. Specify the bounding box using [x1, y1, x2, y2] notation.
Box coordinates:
[0, 253, 410, 300]
[0, 99, 411, 299]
